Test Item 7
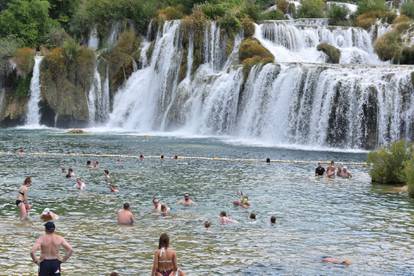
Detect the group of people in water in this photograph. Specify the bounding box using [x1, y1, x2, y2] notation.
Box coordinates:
[14, 154, 353, 275]
[315, 160, 352, 178]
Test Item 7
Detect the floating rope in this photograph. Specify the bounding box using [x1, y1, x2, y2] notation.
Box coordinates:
[0, 151, 368, 166]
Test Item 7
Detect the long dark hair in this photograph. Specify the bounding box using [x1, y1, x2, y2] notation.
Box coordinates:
[24, 177, 32, 186]
[158, 233, 169, 249]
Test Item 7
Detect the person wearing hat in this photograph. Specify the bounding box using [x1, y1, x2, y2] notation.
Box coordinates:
[177, 193, 195, 206]
[40, 208, 59, 222]
[30, 222, 73, 276]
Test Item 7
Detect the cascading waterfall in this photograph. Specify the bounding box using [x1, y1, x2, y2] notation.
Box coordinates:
[106, 20, 414, 149]
[25, 56, 44, 126]
[88, 26, 99, 50]
[255, 21, 383, 64]
[88, 64, 110, 124]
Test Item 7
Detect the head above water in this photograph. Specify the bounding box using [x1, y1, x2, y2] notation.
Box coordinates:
[250, 213, 256, 220]
[220, 211, 227, 217]
[123, 203, 130, 210]
[86, 160, 91, 165]
[104, 169, 109, 175]
[44, 221, 55, 233]
[161, 204, 167, 212]
[184, 193, 190, 200]
[270, 216, 276, 224]
[158, 233, 169, 249]
[24, 176, 32, 186]
[330, 160, 334, 166]
[160, 155, 164, 159]
[153, 198, 160, 205]
[266, 158, 271, 163]
[204, 221, 211, 228]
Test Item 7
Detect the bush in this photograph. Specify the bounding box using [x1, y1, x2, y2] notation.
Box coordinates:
[317, 43, 341, 63]
[242, 18, 255, 37]
[367, 140, 411, 185]
[298, 0, 325, 18]
[374, 31, 402, 61]
[218, 13, 242, 35]
[239, 38, 274, 78]
[393, 15, 411, 25]
[200, 3, 226, 19]
[403, 157, 414, 197]
[13, 48, 35, 77]
[400, 46, 414, 64]
[355, 11, 396, 29]
[44, 27, 71, 48]
[328, 4, 350, 25]
[157, 6, 185, 21]
[357, 0, 387, 15]
[240, 0, 262, 21]
[401, 1, 414, 19]
[277, 0, 289, 14]
[262, 9, 286, 20]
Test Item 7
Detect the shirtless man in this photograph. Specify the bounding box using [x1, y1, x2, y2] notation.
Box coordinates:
[326, 161, 336, 178]
[219, 211, 238, 224]
[117, 203, 135, 225]
[30, 222, 73, 276]
[177, 193, 195, 206]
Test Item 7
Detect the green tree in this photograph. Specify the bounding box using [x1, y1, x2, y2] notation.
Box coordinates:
[356, 0, 387, 15]
[299, 0, 326, 18]
[401, 1, 414, 19]
[48, 0, 81, 28]
[0, 0, 57, 47]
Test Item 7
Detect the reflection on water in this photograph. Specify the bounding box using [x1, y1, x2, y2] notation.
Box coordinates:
[0, 129, 414, 275]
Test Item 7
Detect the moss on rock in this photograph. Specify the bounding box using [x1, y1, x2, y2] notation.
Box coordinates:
[0, 93, 27, 126]
[400, 46, 414, 65]
[317, 43, 341, 64]
[239, 38, 274, 79]
[40, 46, 95, 126]
[241, 18, 255, 38]
[374, 31, 402, 61]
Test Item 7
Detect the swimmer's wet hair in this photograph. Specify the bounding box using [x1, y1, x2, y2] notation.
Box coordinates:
[159, 233, 169, 249]
[123, 203, 130, 209]
[220, 211, 226, 217]
[250, 213, 256, 219]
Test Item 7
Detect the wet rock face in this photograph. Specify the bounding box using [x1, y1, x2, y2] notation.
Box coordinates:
[40, 47, 95, 127]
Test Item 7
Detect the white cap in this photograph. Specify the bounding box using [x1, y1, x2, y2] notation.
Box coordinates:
[42, 208, 50, 215]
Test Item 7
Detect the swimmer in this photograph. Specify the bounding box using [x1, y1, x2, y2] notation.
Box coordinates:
[139, 154, 144, 160]
[160, 204, 169, 216]
[326, 161, 336, 178]
[65, 168, 75, 179]
[152, 233, 178, 276]
[340, 167, 352, 178]
[61, 167, 66, 174]
[117, 203, 134, 225]
[94, 160, 100, 168]
[219, 211, 238, 224]
[30, 222, 73, 274]
[322, 257, 351, 265]
[249, 212, 256, 220]
[16, 176, 32, 220]
[160, 155, 164, 160]
[17, 147, 24, 157]
[86, 160, 93, 168]
[74, 178, 86, 190]
[233, 193, 250, 208]
[204, 221, 211, 230]
[104, 169, 111, 181]
[153, 198, 162, 212]
[109, 184, 119, 193]
[266, 158, 271, 163]
[173, 155, 178, 160]
[177, 193, 195, 206]
[40, 208, 59, 222]
[336, 164, 343, 177]
[270, 216, 276, 225]
[315, 162, 325, 176]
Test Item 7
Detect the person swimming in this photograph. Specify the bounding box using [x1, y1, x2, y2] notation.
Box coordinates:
[153, 198, 162, 212]
[270, 216, 277, 225]
[117, 203, 135, 225]
[322, 256, 351, 265]
[219, 211, 238, 224]
[340, 167, 352, 178]
[233, 193, 250, 208]
[86, 160, 93, 168]
[74, 178, 86, 190]
[93, 160, 100, 169]
[40, 208, 59, 222]
[315, 162, 325, 176]
[160, 155, 164, 160]
[104, 170, 118, 192]
[178, 193, 195, 206]
[266, 158, 271, 163]
[326, 161, 336, 178]
[204, 221, 211, 230]
[139, 154, 144, 160]
[66, 168, 75, 179]
[173, 155, 178, 160]
[16, 177, 32, 220]
[151, 233, 178, 276]
[160, 204, 169, 217]
[249, 213, 256, 220]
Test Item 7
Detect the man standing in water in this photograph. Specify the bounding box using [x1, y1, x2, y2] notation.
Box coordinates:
[326, 160, 336, 178]
[315, 162, 325, 176]
[31, 222, 73, 276]
[117, 203, 135, 225]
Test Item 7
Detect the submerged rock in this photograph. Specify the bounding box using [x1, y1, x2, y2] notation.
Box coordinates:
[67, 129, 85, 134]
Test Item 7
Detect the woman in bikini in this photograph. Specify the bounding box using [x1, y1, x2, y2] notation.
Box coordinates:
[16, 177, 32, 220]
[152, 233, 177, 276]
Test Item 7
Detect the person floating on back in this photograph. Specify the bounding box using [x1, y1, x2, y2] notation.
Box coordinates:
[315, 162, 325, 176]
[30, 222, 73, 276]
[117, 203, 135, 225]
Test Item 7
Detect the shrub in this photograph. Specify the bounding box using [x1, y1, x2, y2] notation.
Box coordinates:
[298, 0, 325, 18]
[45, 27, 71, 48]
[393, 15, 411, 25]
[242, 17, 255, 37]
[239, 37, 274, 78]
[288, 3, 297, 17]
[317, 43, 341, 63]
[400, 46, 414, 64]
[157, 6, 185, 21]
[357, 0, 387, 15]
[261, 10, 286, 20]
[374, 31, 402, 61]
[200, 3, 226, 19]
[240, 0, 262, 21]
[277, 0, 289, 14]
[355, 11, 396, 29]
[403, 157, 414, 197]
[218, 13, 242, 35]
[401, 1, 414, 19]
[63, 38, 80, 61]
[328, 4, 350, 25]
[367, 140, 410, 185]
[13, 48, 35, 77]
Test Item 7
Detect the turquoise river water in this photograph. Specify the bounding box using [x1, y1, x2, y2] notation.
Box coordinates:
[0, 129, 413, 275]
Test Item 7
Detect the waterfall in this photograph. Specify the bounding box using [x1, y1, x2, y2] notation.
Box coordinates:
[255, 21, 383, 64]
[88, 64, 110, 124]
[88, 26, 99, 50]
[25, 56, 43, 126]
[106, 20, 414, 149]
[107, 22, 121, 48]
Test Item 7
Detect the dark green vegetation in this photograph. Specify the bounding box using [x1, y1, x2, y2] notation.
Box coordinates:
[368, 140, 414, 197]
[317, 43, 341, 63]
